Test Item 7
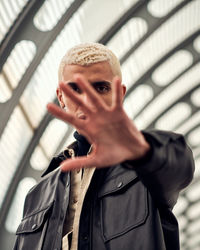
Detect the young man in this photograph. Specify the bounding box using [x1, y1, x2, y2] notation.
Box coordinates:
[14, 43, 194, 250]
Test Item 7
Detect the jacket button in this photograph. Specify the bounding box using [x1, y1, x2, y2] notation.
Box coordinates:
[82, 235, 88, 241]
[73, 197, 78, 203]
[117, 182, 123, 188]
[31, 224, 37, 230]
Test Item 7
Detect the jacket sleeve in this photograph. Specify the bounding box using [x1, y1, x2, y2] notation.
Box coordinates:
[123, 130, 195, 209]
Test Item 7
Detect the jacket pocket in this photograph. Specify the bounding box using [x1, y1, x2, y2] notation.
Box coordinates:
[98, 171, 148, 242]
[15, 202, 53, 250]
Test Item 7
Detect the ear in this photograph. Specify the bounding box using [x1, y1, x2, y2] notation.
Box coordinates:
[121, 84, 126, 98]
[56, 87, 65, 108]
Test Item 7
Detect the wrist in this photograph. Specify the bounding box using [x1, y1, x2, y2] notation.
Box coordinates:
[128, 140, 151, 161]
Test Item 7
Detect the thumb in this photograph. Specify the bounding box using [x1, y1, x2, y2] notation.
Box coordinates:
[60, 155, 97, 172]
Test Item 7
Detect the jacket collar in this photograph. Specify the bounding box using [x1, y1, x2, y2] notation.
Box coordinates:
[41, 141, 78, 177]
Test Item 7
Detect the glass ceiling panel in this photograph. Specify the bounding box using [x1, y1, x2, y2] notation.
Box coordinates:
[177, 215, 187, 231]
[124, 85, 154, 118]
[179, 227, 187, 249]
[0, 106, 33, 209]
[155, 102, 191, 130]
[0, 0, 29, 43]
[121, 57, 142, 88]
[0, 73, 12, 103]
[192, 246, 200, 250]
[193, 146, 200, 159]
[187, 226, 200, 247]
[20, 64, 57, 128]
[39, 119, 69, 158]
[78, 0, 139, 42]
[135, 62, 200, 129]
[107, 17, 148, 59]
[60, 128, 76, 149]
[176, 110, 200, 134]
[56, 128, 75, 152]
[122, 0, 200, 90]
[187, 200, 200, 220]
[34, 0, 75, 31]
[193, 35, 200, 53]
[19, 16, 82, 128]
[173, 196, 188, 216]
[188, 217, 200, 235]
[30, 145, 49, 171]
[191, 87, 200, 107]
[186, 181, 200, 203]
[2, 40, 36, 90]
[188, 126, 200, 147]
[193, 158, 200, 179]
[152, 50, 193, 86]
[30, 126, 75, 172]
[121, 0, 138, 9]
[5, 177, 37, 234]
[147, 0, 184, 18]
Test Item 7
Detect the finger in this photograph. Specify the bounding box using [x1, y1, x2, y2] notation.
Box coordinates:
[74, 74, 108, 110]
[112, 76, 123, 109]
[47, 103, 84, 129]
[59, 82, 92, 114]
[60, 155, 98, 172]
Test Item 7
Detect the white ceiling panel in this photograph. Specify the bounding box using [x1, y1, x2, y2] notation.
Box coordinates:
[147, 0, 184, 18]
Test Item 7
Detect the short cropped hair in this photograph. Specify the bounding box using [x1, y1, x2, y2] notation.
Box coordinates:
[58, 43, 122, 81]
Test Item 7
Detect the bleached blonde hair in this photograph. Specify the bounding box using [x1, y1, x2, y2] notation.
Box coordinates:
[58, 43, 122, 81]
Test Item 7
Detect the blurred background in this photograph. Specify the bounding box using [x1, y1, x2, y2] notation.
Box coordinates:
[0, 0, 200, 249]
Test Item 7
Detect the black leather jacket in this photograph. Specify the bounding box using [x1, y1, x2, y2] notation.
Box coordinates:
[13, 130, 195, 250]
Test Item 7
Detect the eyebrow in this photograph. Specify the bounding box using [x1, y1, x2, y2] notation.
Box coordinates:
[67, 80, 111, 86]
[91, 81, 111, 86]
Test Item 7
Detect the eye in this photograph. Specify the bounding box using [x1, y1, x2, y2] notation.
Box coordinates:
[68, 83, 82, 94]
[93, 82, 111, 94]
[95, 86, 109, 93]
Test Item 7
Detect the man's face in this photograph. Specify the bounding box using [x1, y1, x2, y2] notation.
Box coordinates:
[57, 61, 126, 120]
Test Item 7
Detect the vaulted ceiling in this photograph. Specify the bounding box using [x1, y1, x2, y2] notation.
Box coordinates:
[0, 1, 200, 249]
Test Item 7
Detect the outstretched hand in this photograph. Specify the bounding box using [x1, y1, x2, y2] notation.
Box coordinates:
[47, 75, 150, 172]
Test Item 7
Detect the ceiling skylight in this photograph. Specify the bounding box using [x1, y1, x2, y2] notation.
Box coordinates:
[152, 50, 193, 86]
[33, 0, 75, 31]
[2, 40, 36, 89]
[147, 0, 184, 18]
[0, 106, 33, 208]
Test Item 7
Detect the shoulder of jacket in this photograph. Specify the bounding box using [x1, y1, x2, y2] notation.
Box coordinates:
[142, 129, 184, 146]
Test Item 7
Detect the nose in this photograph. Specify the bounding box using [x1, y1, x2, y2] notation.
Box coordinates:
[81, 92, 95, 111]
[82, 92, 91, 105]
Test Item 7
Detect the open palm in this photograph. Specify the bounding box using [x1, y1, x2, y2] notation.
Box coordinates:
[47, 75, 150, 171]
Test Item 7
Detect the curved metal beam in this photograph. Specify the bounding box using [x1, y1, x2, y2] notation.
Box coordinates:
[99, 0, 147, 44]
[126, 29, 200, 98]
[149, 84, 200, 129]
[0, 0, 45, 69]
[129, 49, 200, 121]
[0, 0, 86, 139]
[120, 0, 191, 64]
